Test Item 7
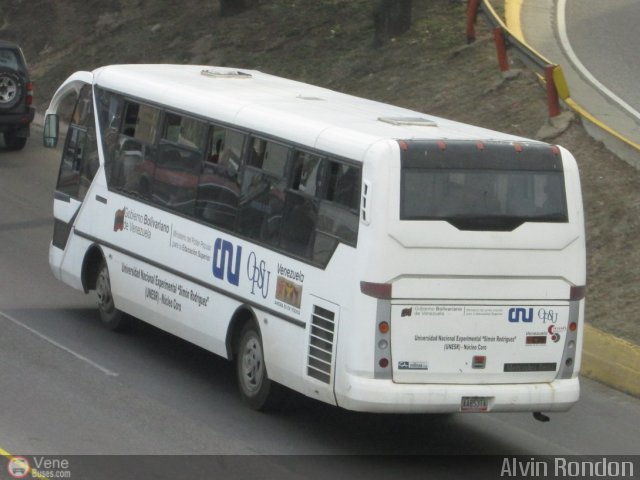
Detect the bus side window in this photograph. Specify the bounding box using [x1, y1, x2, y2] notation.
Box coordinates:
[57, 127, 87, 199]
[207, 126, 226, 164]
[110, 101, 160, 198]
[237, 138, 290, 245]
[248, 137, 267, 168]
[153, 113, 207, 216]
[95, 88, 124, 185]
[325, 161, 361, 210]
[56, 84, 98, 201]
[280, 151, 321, 258]
[78, 127, 99, 200]
[313, 159, 361, 264]
[197, 127, 246, 230]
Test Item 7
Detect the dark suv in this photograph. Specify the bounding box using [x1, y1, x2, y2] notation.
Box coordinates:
[0, 40, 34, 150]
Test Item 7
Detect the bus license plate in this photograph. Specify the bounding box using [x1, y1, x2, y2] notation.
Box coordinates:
[461, 396, 489, 412]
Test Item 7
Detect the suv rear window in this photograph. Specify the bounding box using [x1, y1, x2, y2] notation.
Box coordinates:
[0, 49, 20, 70]
[400, 140, 568, 231]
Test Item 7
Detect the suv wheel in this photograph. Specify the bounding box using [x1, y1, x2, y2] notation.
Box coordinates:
[0, 68, 23, 111]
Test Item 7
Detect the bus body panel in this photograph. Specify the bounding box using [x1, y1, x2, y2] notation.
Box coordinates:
[46, 65, 586, 415]
[53, 196, 82, 224]
[57, 233, 92, 291]
[392, 277, 574, 301]
[71, 180, 355, 406]
[331, 136, 585, 409]
[390, 301, 571, 384]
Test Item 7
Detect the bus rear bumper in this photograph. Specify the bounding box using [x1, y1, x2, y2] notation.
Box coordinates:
[335, 374, 580, 414]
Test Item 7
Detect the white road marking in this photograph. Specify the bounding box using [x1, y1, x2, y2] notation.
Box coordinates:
[0, 311, 119, 377]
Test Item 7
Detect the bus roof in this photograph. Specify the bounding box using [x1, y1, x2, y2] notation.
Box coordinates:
[92, 64, 529, 158]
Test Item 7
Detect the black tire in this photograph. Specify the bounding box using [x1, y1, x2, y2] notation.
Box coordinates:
[95, 259, 130, 332]
[236, 322, 285, 411]
[0, 69, 23, 111]
[4, 131, 27, 150]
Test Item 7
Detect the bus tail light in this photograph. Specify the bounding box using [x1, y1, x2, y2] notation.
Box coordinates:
[557, 292, 581, 380]
[570, 285, 586, 301]
[360, 281, 392, 299]
[375, 313, 391, 377]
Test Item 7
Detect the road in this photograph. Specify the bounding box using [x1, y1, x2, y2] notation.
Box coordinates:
[563, 0, 640, 120]
[519, 0, 640, 167]
[1, 128, 640, 478]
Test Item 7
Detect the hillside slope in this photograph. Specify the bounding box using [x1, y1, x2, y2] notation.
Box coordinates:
[2, 0, 638, 342]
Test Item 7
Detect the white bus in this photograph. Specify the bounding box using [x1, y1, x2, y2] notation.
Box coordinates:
[44, 65, 585, 416]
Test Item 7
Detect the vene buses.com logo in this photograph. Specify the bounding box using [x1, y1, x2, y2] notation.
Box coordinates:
[6, 456, 30, 478]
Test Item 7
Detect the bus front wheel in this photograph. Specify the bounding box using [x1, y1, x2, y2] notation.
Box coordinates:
[236, 322, 283, 411]
[96, 259, 129, 332]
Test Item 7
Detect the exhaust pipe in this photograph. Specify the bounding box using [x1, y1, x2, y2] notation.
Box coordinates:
[533, 412, 550, 422]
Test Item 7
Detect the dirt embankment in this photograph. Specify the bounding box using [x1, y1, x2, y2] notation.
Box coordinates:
[2, 0, 638, 342]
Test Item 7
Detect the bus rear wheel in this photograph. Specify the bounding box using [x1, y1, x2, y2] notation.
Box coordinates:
[236, 322, 284, 411]
[95, 259, 129, 332]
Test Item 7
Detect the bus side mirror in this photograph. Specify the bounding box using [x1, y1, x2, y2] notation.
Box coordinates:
[43, 114, 59, 148]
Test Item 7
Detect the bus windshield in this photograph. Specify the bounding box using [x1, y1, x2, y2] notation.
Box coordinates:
[400, 140, 568, 231]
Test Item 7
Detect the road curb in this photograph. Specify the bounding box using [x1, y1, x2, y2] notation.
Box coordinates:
[504, 0, 640, 397]
[583, 325, 640, 398]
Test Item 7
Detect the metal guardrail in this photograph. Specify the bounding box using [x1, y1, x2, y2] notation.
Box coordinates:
[467, 0, 640, 162]
[479, 0, 551, 69]
[466, 0, 567, 118]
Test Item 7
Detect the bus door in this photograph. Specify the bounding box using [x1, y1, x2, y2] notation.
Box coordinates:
[50, 83, 99, 252]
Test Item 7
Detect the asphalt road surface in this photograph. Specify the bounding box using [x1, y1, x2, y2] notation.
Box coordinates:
[564, 0, 640, 116]
[1, 128, 639, 478]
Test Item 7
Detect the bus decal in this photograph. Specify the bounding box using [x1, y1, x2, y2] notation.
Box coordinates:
[113, 206, 170, 239]
[114, 208, 125, 231]
[508, 307, 533, 323]
[212, 238, 242, 286]
[121, 261, 211, 311]
[275, 262, 305, 311]
[246, 251, 271, 299]
[170, 228, 213, 262]
[275, 277, 303, 311]
[547, 325, 563, 343]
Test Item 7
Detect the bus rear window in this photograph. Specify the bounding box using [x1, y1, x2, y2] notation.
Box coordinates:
[400, 141, 568, 231]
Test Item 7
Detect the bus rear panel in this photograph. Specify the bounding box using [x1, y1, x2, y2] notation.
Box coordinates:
[336, 139, 585, 413]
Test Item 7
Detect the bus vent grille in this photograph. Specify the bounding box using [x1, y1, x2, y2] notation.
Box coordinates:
[307, 305, 336, 384]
